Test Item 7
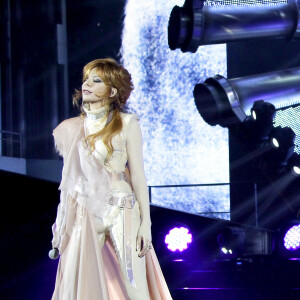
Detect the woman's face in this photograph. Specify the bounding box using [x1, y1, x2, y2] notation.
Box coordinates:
[82, 68, 108, 104]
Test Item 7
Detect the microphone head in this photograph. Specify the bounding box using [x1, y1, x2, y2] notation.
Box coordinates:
[48, 248, 59, 260]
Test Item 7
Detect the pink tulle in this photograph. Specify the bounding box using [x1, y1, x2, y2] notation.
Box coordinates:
[51, 116, 173, 299]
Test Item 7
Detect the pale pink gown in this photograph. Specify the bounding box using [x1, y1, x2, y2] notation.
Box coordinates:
[50, 108, 173, 300]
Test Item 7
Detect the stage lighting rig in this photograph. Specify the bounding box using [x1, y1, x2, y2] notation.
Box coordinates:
[239, 101, 275, 149]
[251, 100, 276, 123]
[168, 0, 300, 52]
[263, 126, 296, 171]
[165, 226, 193, 252]
[217, 226, 246, 257]
[287, 152, 300, 175]
[168, 0, 205, 53]
[250, 100, 276, 142]
[284, 224, 300, 251]
[239, 123, 296, 175]
[276, 220, 300, 258]
[194, 67, 300, 128]
[270, 127, 295, 150]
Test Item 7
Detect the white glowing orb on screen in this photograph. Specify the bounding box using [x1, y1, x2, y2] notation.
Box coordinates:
[165, 227, 193, 252]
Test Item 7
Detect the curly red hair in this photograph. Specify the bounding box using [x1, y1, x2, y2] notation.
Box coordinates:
[72, 58, 134, 164]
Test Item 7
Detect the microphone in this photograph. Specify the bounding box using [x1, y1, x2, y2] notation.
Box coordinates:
[48, 248, 59, 260]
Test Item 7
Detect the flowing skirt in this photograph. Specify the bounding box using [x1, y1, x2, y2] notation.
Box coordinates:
[51, 198, 173, 300]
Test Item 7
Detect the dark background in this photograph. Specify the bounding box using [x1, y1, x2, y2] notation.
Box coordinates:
[0, 0, 126, 298]
[0, 0, 125, 160]
[1, 0, 300, 299]
[227, 38, 300, 229]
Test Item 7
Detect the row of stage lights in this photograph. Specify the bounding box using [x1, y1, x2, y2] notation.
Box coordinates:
[165, 0, 300, 262]
[164, 223, 300, 257]
[168, 0, 300, 178]
[246, 100, 300, 176]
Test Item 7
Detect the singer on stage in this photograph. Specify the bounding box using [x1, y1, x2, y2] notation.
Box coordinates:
[50, 58, 172, 299]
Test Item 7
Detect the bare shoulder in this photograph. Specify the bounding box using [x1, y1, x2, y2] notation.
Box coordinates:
[120, 112, 141, 141]
[120, 112, 140, 127]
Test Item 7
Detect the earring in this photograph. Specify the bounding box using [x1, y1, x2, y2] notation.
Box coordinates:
[110, 88, 117, 97]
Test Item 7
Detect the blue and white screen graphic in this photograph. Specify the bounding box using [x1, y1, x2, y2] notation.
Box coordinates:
[274, 106, 300, 154]
[120, 0, 229, 219]
[120, 0, 291, 220]
[207, 0, 286, 4]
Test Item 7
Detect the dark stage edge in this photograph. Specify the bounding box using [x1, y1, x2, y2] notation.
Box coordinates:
[1, 170, 299, 300]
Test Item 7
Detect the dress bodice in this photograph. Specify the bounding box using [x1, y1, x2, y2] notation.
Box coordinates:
[83, 104, 139, 195]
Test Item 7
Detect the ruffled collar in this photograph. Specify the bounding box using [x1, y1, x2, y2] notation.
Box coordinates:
[83, 103, 110, 120]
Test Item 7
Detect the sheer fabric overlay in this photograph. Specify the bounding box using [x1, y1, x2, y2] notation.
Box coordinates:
[51, 115, 172, 299]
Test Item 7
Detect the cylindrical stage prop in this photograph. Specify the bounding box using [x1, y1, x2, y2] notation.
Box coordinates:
[194, 67, 300, 127]
[168, 0, 300, 52]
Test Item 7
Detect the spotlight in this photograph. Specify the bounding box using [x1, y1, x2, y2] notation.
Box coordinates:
[169, 0, 300, 52]
[168, 0, 205, 53]
[250, 100, 275, 124]
[217, 226, 245, 257]
[262, 127, 296, 171]
[194, 68, 300, 128]
[277, 220, 300, 258]
[293, 166, 300, 175]
[272, 138, 280, 148]
[168, 0, 300, 52]
[239, 104, 295, 175]
[248, 100, 276, 143]
[284, 225, 300, 251]
[270, 127, 295, 150]
[221, 247, 233, 255]
[164, 226, 193, 252]
[287, 153, 300, 176]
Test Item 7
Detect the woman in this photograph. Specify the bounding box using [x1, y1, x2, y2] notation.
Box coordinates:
[50, 58, 172, 300]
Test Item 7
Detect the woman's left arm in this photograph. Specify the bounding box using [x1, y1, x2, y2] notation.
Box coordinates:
[126, 116, 152, 258]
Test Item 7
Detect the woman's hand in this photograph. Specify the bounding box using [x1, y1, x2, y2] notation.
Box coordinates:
[136, 221, 152, 258]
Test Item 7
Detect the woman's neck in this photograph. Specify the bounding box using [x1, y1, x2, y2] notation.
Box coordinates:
[88, 100, 107, 110]
[83, 102, 110, 120]
[85, 100, 107, 110]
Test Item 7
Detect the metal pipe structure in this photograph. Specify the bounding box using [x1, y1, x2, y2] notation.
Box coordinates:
[168, 0, 300, 53]
[194, 67, 300, 127]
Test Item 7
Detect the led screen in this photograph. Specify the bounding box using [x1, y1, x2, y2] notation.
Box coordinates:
[218, 0, 299, 156]
[207, 0, 286, 4]
[120, 0, 290, 220]
[121, 0, 229, 219]
[274, 106, 300, 154]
